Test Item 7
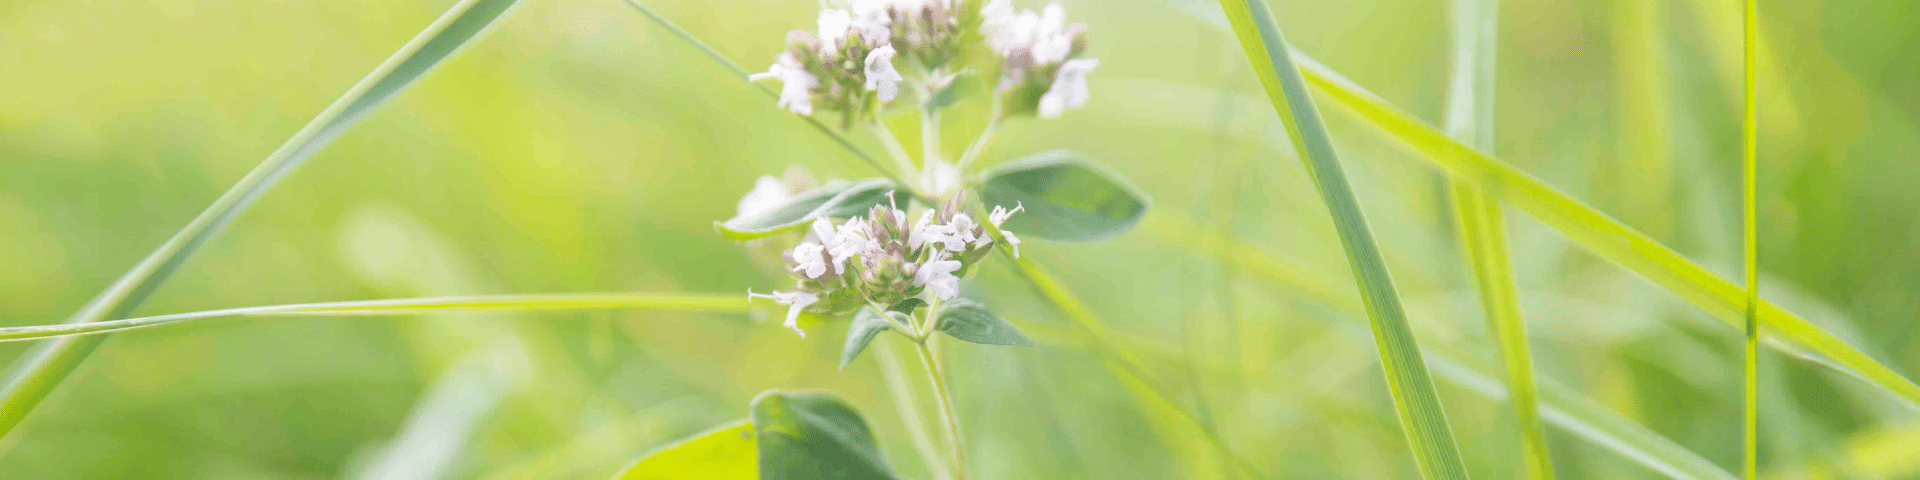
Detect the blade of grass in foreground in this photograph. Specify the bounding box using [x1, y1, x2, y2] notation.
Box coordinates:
[0, 0, 523, 442]
[1741, 0, 1762, 476]
[1215, 0, 1470, 477]
[1287, 51, 1920, 409]
[0, 293, 751, 342]
[1440, 0, 1554, 477]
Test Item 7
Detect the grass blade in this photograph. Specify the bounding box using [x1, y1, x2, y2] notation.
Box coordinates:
[616, 0, 903, 188]
[0, 0, 523, 442]
[1741, 0, 1762, 476]
[0, 293, 751, 342]
[1288, 51, 1920, 409]
[1214, 0, 1470, 477]
[1440, 0, 1554, 477]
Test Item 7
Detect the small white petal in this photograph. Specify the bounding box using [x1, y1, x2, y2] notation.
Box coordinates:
[1038, 58, 1097, 118]
[791, 242, 829, 278]
[1002, 230, 1022, 258]
[863, 45, 904, 102]
[913, 253, 963, 300]
[748, 289, 820, 337]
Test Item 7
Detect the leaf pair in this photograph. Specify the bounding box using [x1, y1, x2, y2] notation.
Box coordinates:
[613, 391, 897, 480]
[841, 299, 1033, 368]
[714, 151, 1151, 244]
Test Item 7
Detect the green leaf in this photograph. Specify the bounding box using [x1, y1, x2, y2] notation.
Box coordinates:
[932, 299, 1033, 346]
[977, 151, 1152, 242]
[715, 179, 902, 240]
[841, 309, 901, 369]
[0, 0, 523, 442]
[0, 293, 752, 342]
[1438, 0, 1554, 477]
[886, 298, 926, 314]
[612, 420, 756, 480]
[751, 391, 899, 480]
[1215, 0, 1471, 478]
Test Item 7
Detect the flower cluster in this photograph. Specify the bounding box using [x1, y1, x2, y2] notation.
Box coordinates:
[748, 193, 1024, 336]
[980, 0, 1097, 118]
[750, 0, 970, 119]
[751, 0, 1098, 120]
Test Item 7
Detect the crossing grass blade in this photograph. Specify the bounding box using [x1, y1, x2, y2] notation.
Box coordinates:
[0, 293, 752, 342]
[1286, 50, 1920, 409]
[1440, 0, 1554, 477]
[1215, 0, 1471, 477]
[1741, 0, 1762, 476]
[0, 0, 523, 443]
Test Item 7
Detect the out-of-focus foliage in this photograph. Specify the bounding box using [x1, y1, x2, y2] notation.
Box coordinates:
[2, 0, 1919, 478]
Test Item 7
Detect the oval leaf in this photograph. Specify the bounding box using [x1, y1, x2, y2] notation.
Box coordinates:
[840, 309, 902, 369]
[751, 391, 899, 480]
[978, 151, 1151, 242]
[933, 299, 1033, 346]
[715, 179, 902, 240]
[612, 420, 756, 480]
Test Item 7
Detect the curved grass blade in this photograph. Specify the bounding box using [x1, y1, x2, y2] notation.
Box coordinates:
[0, 0, 523, 443]
[1441, 0, 1554, 477]
[1142, 215, 1734, 480]
[1741, 0, 1762, 476]
[0, 293, 751, 342]
[1215, 0, 1470, 477]
[1285, 50, 1920, 409]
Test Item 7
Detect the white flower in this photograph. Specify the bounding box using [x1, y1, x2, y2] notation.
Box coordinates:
[907, 210, 949, 250]
[914, 253, 963, 299]
[988, 202, 1024, 226]
[814, 217, 875, 274]
[948, 213, 980, 248]
[736, 175, 791, 218]
[989, 202, 1025, 257]
[818, 9, 855, 51]
[790, 241, 830, 278]
[749, 53, 817, 115]
[863, 45, 904, 102]
[1029, 3, 1071, 64]
[1038, 58, 1098, 118]
[749, 289, 820, 337]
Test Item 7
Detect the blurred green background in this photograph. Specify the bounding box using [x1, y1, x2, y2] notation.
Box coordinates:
[4, 0, 1920, 478]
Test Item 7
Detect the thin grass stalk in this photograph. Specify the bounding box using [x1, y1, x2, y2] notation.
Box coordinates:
[997, 252, 1270, 479]
[0, 293, 753, 342]
[1441, 0, 1553, 477]
[0, 0, 523, 444]
[1215, 0, 1470, 477]
[1288, 52, 1920, 408]
[1741, 0, 1762, 476]
[617, 0, 906, 187]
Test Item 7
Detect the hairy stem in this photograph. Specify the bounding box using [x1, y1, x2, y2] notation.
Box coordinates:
[877, 338, 949, 479]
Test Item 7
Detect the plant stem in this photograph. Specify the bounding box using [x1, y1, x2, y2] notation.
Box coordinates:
[913, 337, 968, 480]
[1741, 0, 1760, 477]
[923, 108, 944, 165]
[876, 338, 949, 479]
[872, 121, 920, 174]
[956, 96, 1003, 170]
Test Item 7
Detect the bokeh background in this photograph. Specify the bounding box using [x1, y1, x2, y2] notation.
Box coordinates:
[4, 0, 1920, 478]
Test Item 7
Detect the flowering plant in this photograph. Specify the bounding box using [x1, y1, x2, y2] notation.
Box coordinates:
[713, 0, 1148, 478]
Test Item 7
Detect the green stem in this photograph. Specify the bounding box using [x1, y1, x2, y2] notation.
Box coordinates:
[1741, 0, 1760, 477]
[913, 337, 968, 480]
[955, 96, 1003, 170]
[923, 109, 944, 165]
[873, 121, 920, 173]
[875, 338, 948, 479]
